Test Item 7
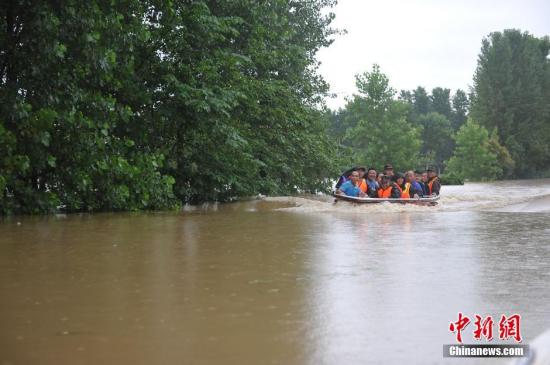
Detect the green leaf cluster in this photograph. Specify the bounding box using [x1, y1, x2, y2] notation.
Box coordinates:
[0, 0, 340, 214]
[445, 119, 503, 181]
[329, 65, 421, 172]
[471, 29, 550, 177]
[398, 87, 470, 171]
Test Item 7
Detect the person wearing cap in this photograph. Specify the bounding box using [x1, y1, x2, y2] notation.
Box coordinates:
[336, 170, 366, 197]
[376, 175, 401, 199]
[383, 164, 394, 177]
[426, 167, 441, 196]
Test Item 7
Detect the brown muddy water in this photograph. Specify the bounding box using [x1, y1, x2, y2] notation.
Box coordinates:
[1, 179, 550, 365]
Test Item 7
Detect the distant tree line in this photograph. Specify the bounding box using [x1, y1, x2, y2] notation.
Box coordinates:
[329, 29, 550, 182]
[328, 65, 476, 177]
[0, 0, 340, 214]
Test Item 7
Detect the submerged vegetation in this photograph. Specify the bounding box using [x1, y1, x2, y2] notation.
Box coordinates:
[1, 2, 549, 215]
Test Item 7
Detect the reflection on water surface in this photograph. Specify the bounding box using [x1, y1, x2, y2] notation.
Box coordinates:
[1, 180, 550, 364]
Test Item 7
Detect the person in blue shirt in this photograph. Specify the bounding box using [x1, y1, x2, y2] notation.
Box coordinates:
[334, 167, 357, 190]
[406, 170, 422, 198]
[336, 170, 365, 197]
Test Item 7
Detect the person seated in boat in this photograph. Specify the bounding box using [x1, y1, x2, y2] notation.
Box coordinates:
[426, 167, 441, 196]
[336, 170, 366, 197]
[414, 170, 426, 196]
[376, 175, 401, 199]
[335, 167, 357, 190]
[383, 164, 394, 177]
[405, 170, 422, 198]
[356, 167, 369, 194]
[366, 167, 379, 191]
[392, 173, 409, 198]
[421, 171, 429, 196]
[376, 171, 384, 186]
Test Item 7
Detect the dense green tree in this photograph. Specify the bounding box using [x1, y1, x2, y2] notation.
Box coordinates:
[412, 86, 431, 117]
[451, 89, 469, 131]
[487, 129, 515, 179]
[471, 29, 550, 177]
[355, 64, 395, 109]
[331, 65, 421, 171]
[344, 102, 421, 171]
[430, 87, 452, 120]
[0, 0, 340, 214]
[396, 86, 470, 172]
[446, 119, 502, 180]
[398, 90, 413, 104]
[0, 1, 174, 213]
[415, 112, 454, 167]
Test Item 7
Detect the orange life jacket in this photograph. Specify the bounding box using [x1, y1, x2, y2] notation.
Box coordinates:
[377, 185, 393, 198]
[356, 179, 368, 193]
[401, 183, 410, 199]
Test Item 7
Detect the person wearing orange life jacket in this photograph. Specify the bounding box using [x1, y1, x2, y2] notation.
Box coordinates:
[355, 167, 369, 194]
[336, 170, 366, 197]
[392, 173, 410, 199]
[426, 167, 441, 196]
[375, 175, 401, 199]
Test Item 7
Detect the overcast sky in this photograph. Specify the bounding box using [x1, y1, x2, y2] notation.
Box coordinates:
[317, 0, 550, 110]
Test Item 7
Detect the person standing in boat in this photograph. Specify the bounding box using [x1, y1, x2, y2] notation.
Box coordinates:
[426, 167, 441, 196]
[376, 175, 401, 199]
[336, 170, 366, 197]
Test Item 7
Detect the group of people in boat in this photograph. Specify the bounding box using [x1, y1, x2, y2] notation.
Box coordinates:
[335, 164, 441, 199]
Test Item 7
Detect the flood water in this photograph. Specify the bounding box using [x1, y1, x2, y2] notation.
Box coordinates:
[1, 179, 550, 365]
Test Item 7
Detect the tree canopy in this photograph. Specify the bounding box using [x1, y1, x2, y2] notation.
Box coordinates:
[471, 29, 550, 177]
[0, 0, 340, 214]
[446, 119, 502, 181]
[2, 2, 549, 215]
[330, 65, 422, 171]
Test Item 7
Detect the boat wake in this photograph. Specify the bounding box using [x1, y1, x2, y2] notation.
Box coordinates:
[265, 180, 550, 214]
